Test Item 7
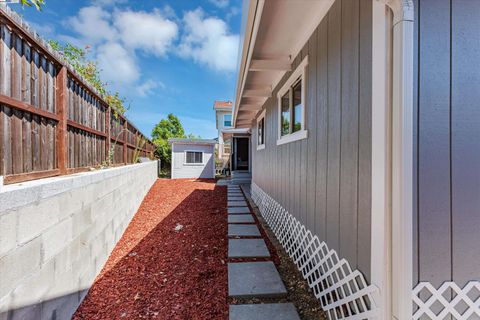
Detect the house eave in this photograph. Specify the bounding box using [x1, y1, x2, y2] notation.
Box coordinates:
[233, 0, 334, 128]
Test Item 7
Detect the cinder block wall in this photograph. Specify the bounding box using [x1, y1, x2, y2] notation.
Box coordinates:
[0, 162, 157, 320]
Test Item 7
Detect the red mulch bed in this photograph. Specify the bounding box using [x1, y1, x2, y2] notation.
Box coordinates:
[73, 179, 228, 320]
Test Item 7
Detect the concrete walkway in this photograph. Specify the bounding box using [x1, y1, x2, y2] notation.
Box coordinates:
[226, 185, 300, 320]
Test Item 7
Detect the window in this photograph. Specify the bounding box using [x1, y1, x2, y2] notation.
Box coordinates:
[185, 151, 203, 164]
[277, 56, 308, 145]
[224, 114, 232, 127]
[257, 109, 266, 150]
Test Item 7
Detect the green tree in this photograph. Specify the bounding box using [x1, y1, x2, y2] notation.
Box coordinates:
[151, 114, 186, 166]
[20, 0, 45, 10]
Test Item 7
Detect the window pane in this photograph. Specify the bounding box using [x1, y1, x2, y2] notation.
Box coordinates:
[261, 118, 265, 145]
[292, 80, 302, 132]
[281, 93, 290, 136]
[186, 152, 194, 163]
[224, 114, 232, 127]
[194, 152, 202, 163]
[258, 118, 264, 145]
[186, 151, 202, 164]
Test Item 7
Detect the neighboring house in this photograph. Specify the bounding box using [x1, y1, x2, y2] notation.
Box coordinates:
[169, 139, 216, 179]
[213, 100, 251, 178]
[213, 100, 233, 159]
[233, 0, 480, 319]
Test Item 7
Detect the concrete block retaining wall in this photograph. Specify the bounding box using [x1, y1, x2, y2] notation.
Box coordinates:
[0, 162, 158, 320]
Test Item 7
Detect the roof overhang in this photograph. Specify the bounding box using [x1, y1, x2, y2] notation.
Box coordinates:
[168, 138, 217, 146]
[233, 0, 335, 128]
[221, 127, 251, 140]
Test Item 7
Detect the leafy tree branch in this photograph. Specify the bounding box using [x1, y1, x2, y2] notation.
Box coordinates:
[20, 0, 45, 10]
[48, 40, 127, 116]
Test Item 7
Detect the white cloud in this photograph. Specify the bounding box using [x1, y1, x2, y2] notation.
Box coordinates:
[65, 5, 178, 85]
[114, 9, 178, 56]
[136, 80, 165, 97]
[63, 4, 239, 87]
[91, 0, 127, 6]
[67, 6, 115, 44]
[208, 0, 229, 8]
[178, 8, 239, 72]
[97, 42, 139, 85]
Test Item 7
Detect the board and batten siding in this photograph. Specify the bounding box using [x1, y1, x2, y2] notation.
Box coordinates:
[171, 144, 214, 179]
[252, 0, 372, 281]
[413, 0, 480, 289]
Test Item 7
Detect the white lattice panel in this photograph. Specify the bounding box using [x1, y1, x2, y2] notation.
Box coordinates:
[251, 183, 378, 320]
[413, 281, 480, 320]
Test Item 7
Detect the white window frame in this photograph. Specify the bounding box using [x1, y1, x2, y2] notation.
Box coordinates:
[184, 150, 204, 166]
[277, 55, 308, 146]
[256, 109, 266, 150]
[223, 114, 232, 127]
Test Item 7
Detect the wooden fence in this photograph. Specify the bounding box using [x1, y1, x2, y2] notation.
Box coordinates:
[0, 6, 155, 185]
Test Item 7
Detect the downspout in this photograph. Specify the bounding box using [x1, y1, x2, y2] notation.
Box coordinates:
[383, 0, 414, 319]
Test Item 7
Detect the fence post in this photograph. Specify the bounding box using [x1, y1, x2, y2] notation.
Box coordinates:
[123, 119, 127, 164]
[105, 106, 110, 163]
[56, 66, 68, 175]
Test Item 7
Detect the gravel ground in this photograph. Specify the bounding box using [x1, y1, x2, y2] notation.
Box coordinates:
[72, 179, 325, 320]
[73, 179, 228, 320]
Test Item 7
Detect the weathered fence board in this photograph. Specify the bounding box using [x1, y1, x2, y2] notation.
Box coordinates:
[0, 7, 155, 184]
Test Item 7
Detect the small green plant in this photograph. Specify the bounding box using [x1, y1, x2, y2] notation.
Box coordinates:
[132, 136, 146, 164]
[48, 40, 128, 116]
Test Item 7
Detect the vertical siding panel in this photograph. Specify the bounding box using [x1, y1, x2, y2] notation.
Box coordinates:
[326, 0, 342, 252]
[357, 0, 372, 281]
[451, 0, 480, 286]
[418, 0, 452, 288]
[306, 29, 318, 229]
[339, 0, 359, 267]
[300, 45, 308, 224]
[316, 17, 329, 242]
[412, 0, 420, 287]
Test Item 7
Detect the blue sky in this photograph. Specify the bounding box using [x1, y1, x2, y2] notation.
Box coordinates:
[17, 0, 242, 139]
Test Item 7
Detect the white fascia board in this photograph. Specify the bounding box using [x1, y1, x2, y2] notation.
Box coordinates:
[233, 0, 265, 127]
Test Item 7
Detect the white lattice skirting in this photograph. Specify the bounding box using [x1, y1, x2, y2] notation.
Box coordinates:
[413, 281, 480, 319]
[251, 183, 378, 320]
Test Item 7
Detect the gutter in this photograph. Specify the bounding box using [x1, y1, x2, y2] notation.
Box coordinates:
[233, 0, 265, 127]
[381, 0, 414, 319]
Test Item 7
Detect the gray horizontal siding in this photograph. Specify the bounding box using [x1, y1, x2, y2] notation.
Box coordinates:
[252, 0, 372, 281]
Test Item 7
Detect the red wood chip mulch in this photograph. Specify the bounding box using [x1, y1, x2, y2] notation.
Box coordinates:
[73, 179, 227, 320]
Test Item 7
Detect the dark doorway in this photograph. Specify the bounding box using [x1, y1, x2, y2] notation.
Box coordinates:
[233, 137, 249, 171]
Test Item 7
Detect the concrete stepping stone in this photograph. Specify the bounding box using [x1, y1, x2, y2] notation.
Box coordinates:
[228, 200, 248, 207]
[228, 262, 287, 298]
[228, 239, 270, 258]
[228, 224, 261, 237]
[228, 207, 251, 214]
[228, 196, 245, 201]
[228, 215, 255, 223]
[229, 303, 300, 320]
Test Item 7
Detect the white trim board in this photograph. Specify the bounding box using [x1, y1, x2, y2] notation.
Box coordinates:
[276, 56, 309, 146]
[251, 183, 378, 319]
[256, 108, 266, 151]
[370, 2, 392, 319]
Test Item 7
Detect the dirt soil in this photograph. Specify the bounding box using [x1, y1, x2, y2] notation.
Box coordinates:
[73, 179, 228, 320]
[231, 187, 328, 320]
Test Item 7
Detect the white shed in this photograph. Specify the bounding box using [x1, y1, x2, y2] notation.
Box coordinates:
[168, 138, 216, 179]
